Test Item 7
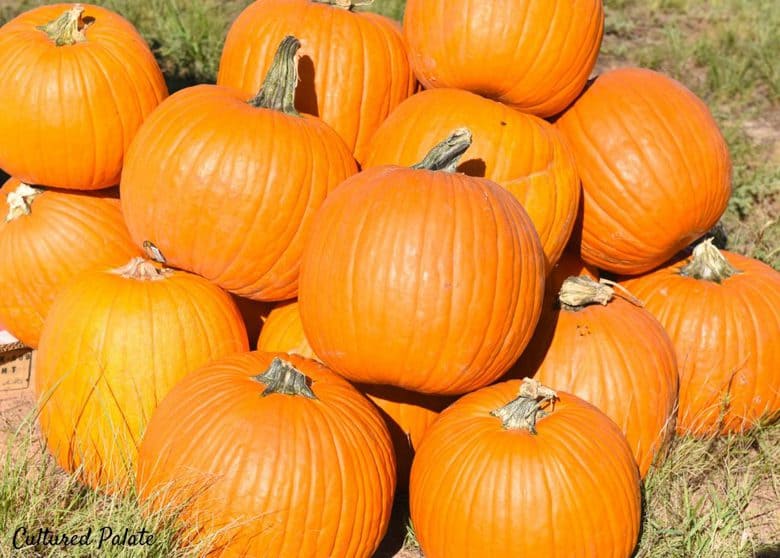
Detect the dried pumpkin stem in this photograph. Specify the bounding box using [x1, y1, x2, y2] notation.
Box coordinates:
[248, 36, 300, 115]
[110, 257, 172, 281]
[311, 0, 374, 10]
[680, 238, 740, 283]
[254, 357, 317, 399]
[412, 128, 473, 173]
[490, 378, 557, 434]
[559, 276, 614, 310]
[37, 5, 91, 46]
[5, 183, 43, 222]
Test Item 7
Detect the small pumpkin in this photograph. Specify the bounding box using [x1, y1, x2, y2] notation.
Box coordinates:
[299, 129, 546, 395]
[218, 0, 416, 161]
[622, 239, 780, 435]
[121, 37, 357, 300]
[402, 0, 604, 117]
[0, 4, 167, 190]
[258, 299, 317, 359]
[555, 67, 732, 274]
[410, 378, 641, 558]
[36, 257, 249, 493]
[137, 353, 395, 558]
[0, 178, 140, 347]
[362, 88, 581, 269]
[510, 276, 679, 477]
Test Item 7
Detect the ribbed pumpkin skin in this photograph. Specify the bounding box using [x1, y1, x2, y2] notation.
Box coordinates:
[410, 381, 641, 558]
[36, 262, 249, 493]
[0, 4, 167, 190]
[120, 84, 357, 301]
[555, 68, 731, 274]
[0, 178, 140, 347]
[136, 352, 396, 558]
[299, 166, 546, 395]
[402, 0, 604, 117]
[513, 297, 679, 477]
[258, 299, 317, 359]
[622, 252, 780, 436]
[363, 89, 581, 269]
[217, 0, 416, 161]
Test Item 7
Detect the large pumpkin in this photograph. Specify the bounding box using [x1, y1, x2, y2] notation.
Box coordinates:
[299, 130, 546, 395]
[402, 0, 604, 117]
[36, 257, 249, 493]
[256, 298, 452, 489]
[362, 88, 581, 269]
[0, 4, 167, 190]
[121, 37, 357, 301]
[622, 240, 780, 435]
[0, 178, 140, 347]
[510, 276, 679, 477]
[137, 353, 395, 558]
[218, 0, 416, 161]
[410, 379, 641, 558]
[555, 67, 732, 274]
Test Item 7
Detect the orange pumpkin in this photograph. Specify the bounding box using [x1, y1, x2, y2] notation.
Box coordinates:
[36, 257, 249, 493]
[218, 0, 416, 161]
[0, 178, 140, 347]
[137, 353, 395, 558]
[121, 37, 357, 301]
[622, 240, 780, 435]
[555, 67, 732, 274]
[410, 379, 641, 558]
[402, 0, 604, 117]
[363, 88, 581, 269]
[0, 4, 167, 190]
[299, 130, 546, 395]
[511, 276, 679, 477]
[256, 298, 452, 488]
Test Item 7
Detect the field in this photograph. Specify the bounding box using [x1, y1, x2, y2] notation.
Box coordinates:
[0, 1, 778, 557]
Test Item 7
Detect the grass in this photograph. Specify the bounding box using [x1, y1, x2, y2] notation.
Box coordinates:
[0, 0, 778, 556]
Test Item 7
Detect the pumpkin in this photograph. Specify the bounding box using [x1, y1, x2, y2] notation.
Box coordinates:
[622, 239, 780, 435]
[362, 88, 581, 269]
[256, 298, 452, 488]
[217, 0, 416, 162]
[510, 276, 679, 477]
[0, 4, 167, 190]
[258, 299, 317, 359]
[555, 67, 731, 274]
[36, 257, 249, 493]
[121, 37, 357, 301]
[410, 378, 641, 558]
[137, 353, 395, 558]
[0, 178, 140, 347]
[402, 0, 604, 117]
[299, 129, 546, 395]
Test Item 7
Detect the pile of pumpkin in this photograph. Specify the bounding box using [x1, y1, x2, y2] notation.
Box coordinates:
[0, 1, 778, 556]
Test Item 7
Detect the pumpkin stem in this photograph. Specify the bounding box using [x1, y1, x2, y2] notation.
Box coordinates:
[558, 275, 613, 310]
[253, 357, 317, 399]
[490, 378, 557, 433]
[311, 0, 374, 9]
[142, 240, 168, 265]
[412, 128, 473, 173]
[248, 36, 300, 115]
[36, 5, 91, 46]
[680, 238, 741, 283]
[5, 183, 44, 222]
[110, 257, 172, 281]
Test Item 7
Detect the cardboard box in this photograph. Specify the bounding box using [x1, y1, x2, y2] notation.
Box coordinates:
[0, 330, 35, 413]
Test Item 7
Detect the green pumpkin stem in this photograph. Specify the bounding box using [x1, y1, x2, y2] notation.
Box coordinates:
[248, 36, 301, 115]
[5, 183, 44, 222]
[110, 257, 172, 281]
[37, 5, 91, 46]
[254, 357, 317, 399]
[311, 0, 374, 9]
[680, 238, 740, 283]
[490, 378, 557, 434]
[412, 128, 473, 173]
